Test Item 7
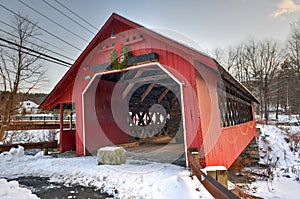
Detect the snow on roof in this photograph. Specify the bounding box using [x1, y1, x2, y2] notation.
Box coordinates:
[20, 100, 39, 108]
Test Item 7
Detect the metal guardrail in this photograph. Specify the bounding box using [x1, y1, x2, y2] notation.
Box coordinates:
[187, 151, 240, 199]
[17, 115, 75, 121]
[1, 115, 76, 122]
[4, 121, 75, 131]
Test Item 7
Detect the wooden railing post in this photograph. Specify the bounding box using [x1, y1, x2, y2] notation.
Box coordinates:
[187, 151, 239, 199]
[59, 103, 64, 153]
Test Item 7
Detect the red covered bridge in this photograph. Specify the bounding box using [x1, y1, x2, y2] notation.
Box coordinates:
[40, 13, 259, 168]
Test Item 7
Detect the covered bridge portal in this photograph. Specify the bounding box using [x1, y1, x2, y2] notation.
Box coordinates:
[40, 13, 258, 168]
[83, 63, 187, 165]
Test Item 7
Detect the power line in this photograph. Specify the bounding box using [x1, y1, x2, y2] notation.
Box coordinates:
[0, 19, 77, 58]
[0, 3, 82, 51]
[53, 0, 99, 31]
[0, 43, 71, 68]
[17, 0, 89, 43]
[41, 0, 96, 35]
[0, 37, 72, 66]
[0, 28, 75, 62]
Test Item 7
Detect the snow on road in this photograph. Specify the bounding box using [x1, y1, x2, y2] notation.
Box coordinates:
[0, 146, 212, 199]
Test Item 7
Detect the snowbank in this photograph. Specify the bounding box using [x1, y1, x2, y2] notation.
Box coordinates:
[0, 178, 39, 199]
[258, 124, 299, 167]
[1, 129, 59, 145]
[0, 147, 213, 199]
[0, 146, 25, 161]
[250, 176, 300, 199]
[248, 124, 300, 198]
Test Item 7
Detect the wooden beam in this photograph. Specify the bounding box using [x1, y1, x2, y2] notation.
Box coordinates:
[122, 70, 144, 98]
[0, 141, 58, 153]
[158, 88, 170, 103]
[121, 73, 169, 84]
[187, 151, 240, 199]
[141, 83, 155, 102]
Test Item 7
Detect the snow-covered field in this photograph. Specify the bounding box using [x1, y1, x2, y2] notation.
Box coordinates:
[0, 114, 299, 198]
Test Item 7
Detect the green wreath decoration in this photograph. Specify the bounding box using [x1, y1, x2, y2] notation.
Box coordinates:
[110, 44, 132, 70]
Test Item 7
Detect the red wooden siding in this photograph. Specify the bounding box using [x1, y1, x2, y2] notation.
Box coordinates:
[60, 129, 76, 152]
[81, 79, 129, 154]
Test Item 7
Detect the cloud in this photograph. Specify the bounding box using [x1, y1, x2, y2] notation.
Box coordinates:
[271, 0, 300, 17]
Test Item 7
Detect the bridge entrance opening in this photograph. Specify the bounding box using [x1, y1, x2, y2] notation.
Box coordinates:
[83, 63, 187, 166]
[125, 82, 185, 166]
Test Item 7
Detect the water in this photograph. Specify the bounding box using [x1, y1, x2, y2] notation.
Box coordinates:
[8, 176, 113, 199]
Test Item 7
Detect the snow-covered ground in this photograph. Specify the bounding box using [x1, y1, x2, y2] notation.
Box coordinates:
[257, 113, 300, 125]
[245, 122, 300, 199]
[0, 114, 299, 198]
[0, 146, 213, 199]
[0, 129, 59, 145]
[0, 178, 39, 199]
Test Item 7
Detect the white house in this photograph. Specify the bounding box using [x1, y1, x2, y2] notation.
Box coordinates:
[19, 100, 39, 114]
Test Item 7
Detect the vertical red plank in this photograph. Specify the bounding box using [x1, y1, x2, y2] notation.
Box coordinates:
[59, 103, 64, 153]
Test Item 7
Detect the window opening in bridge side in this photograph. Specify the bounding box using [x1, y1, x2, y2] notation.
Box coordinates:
[218, 81, 253, 127]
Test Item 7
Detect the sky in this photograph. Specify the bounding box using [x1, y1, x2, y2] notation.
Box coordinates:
[0, 0, 300, 93]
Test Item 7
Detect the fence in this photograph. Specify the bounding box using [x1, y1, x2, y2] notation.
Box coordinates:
[1, 115, 76, 122]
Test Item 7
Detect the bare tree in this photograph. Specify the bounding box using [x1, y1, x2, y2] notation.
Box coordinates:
[273, 59, 296, 118]
[216, 39, 284, 123]
[213, 45, 247, 81]
[286, 21, 300, 115]
[229, 44, 251, 84]
[288, 21, 300, 77]
[260, 40, 284, 122]
[212, 47, 225, 66]
[0, 14, 46, 142]
[241, 39, 284, 122]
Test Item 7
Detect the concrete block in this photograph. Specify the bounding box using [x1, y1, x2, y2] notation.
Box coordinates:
[97, 146, 126, 165]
